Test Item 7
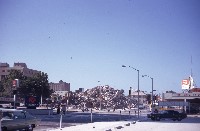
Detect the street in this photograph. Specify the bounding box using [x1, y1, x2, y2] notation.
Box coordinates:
[33, 109, 200, 131]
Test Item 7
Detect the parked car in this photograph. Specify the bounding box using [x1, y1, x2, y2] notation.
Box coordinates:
[147, 110, 187, 121]
[81, 108, 89, 112]
[138, 104, 145, 109]
[1, 108, 40, 131]
[133, 104, 145, 109]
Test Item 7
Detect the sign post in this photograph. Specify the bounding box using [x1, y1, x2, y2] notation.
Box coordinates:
[14, 94, 16, 109]
[0, 110, 2, 131]
[91, 108, 93, 123]
[59, 112, 63, 130]
[12, 79, 19, 109]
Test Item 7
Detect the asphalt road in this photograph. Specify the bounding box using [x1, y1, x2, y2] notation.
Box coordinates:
[34, 110, 137, 131]
[34, 114, 200, 131]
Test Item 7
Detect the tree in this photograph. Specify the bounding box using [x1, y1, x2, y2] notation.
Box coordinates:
[0, 81, 5, 96]
[1, 70, 53, 103]
[18, 72, 53, 101]
[146, 94, 151, 104]
[33, 72, 53, 99]
[0, 70, 24, 97]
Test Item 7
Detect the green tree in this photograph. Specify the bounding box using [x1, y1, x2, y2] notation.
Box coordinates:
[0, 70, 24, 97]
[18, 72, 53, 100]
[33, 72, 53, 99]
[1, 70, 53, 103]
[0, 81, 5, 96]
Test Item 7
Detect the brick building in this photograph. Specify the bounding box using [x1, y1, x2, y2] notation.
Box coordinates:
[49, 80, 70, 92]
[0, 62, 40, 81]
[49, 80, 70, 98]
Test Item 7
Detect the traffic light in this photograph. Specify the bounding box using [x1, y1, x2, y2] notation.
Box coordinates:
[13, 90, 17, 95]
[146, 94, 151, 103]
[153, 95, 157, 101]
[129, 90, 131, 96]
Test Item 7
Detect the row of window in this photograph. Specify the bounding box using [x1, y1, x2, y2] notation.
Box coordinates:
[1, 70, 10, 72]
[1, 69, 36, 75]
[51, 86, 69, 91]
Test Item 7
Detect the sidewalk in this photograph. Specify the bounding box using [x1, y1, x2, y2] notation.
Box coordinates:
[50, 121, 137, 131]
[49, 116, 200, 131]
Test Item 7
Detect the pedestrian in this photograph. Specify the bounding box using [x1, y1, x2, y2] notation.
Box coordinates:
[62, 105, 66, 115]
[57, 105, 60, 114]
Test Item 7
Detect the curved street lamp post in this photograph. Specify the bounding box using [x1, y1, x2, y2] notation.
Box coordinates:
[142, 75, 155, 112]
[122, 65, 140, 119]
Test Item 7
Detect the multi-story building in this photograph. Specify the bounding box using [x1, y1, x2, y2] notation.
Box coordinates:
[130, 90, 147, 104]
[0, 62, 40, 81]
[49, 80, 70, 92]
[49, 80, 70, 99]
[75, 88, 84, 93]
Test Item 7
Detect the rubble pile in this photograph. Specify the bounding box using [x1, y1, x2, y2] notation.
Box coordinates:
[74, 85, 135, 110]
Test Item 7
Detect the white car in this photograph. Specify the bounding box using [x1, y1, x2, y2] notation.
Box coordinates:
[1, 108, 40, 131]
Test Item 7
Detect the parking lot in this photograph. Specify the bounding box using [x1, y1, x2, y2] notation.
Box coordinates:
[33, 110, 200, 131]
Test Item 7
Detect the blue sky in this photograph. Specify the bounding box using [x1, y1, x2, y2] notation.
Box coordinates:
[1, 0, 200, 95]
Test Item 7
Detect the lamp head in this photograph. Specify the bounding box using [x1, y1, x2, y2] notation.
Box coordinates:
[122, 65, 126, 67]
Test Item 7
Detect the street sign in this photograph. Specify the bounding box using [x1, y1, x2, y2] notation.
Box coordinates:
[12, 79, 19, 90]
[25, 96, 40, 109]
[0, 97, 14, 102]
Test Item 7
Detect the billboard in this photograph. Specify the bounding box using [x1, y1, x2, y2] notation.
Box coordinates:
[182, 76, 195, 90]
[182, 79, 189, 89]
[25, 96, 40, 109]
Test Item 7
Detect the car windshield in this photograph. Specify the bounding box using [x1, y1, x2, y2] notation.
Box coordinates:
[2, 112, 14, 119]
[24, 111, 35, 118]
[159, 110, 168, 114]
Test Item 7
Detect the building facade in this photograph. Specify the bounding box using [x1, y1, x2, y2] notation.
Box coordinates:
[161, 92, 200, 113]
[130, 90, 147, 104]
[49, 80, 70, 100]
[0, 62, 40, 81]
[49, 80, 70, 92]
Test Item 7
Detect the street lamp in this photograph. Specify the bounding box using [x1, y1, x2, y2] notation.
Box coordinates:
[98, 81, 102, 110]
[122, 65, 140, 119]
[142, 75, 154, 112]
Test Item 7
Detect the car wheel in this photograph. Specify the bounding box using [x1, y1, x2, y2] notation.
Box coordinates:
[31, 124, 36, 128]
[2, 127, 7, 131]
[25, 126, 33, 131]
[28, 127, 33, 131]
[151, 118, 155, 121]
[156, 116, 160, 121]
[177, 117, 182, 121]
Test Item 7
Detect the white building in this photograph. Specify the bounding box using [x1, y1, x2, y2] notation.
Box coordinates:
[130, 90, 147, 104]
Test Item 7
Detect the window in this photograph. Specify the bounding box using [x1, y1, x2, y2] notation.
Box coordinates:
[3, 112, 14, 119]
[14, 111, 26, 119]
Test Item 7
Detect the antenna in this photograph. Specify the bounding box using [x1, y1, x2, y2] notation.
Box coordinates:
[191, 55, 193, 77]
[190, 55, 196, 88]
